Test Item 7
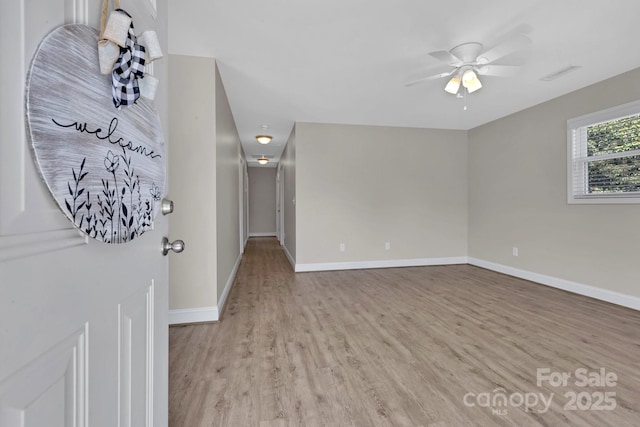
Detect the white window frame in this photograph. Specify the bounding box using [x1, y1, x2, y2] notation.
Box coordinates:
[567, 100, 640, 204]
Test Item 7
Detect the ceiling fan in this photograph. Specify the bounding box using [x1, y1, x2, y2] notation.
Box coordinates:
[405, 34, 531, 95]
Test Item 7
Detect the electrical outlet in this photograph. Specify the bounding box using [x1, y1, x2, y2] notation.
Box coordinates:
[512, 247, 519, 257]
[385, 242, 391, 250]
[339, 243, 345, 252]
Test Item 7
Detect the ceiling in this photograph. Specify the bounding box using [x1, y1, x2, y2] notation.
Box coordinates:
[168, 0, 640, 167]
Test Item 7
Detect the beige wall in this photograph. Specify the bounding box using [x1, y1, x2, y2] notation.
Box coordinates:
[215, 63, 242, 301]
[281, 126, 297, 262]
[295, 123, 468, 264]
[248, 167, 277, 235]
[468, 68, 640, 298]
[168, 56, 243, 315]
[169, 52, 639, 312]
[168, 55, 217, 310]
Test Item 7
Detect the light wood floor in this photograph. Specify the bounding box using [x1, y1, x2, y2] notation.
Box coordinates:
[169, 238, 640, 427]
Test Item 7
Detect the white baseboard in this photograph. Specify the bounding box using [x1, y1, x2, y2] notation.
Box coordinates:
[249, 232, 277, 237]
[218, 252, 242, 316]
[283, 244, 296, 270]
[168, 306, 218, 325]
[169, 252, 243, 325]
[468, 257, 640, 311]
[295, 256, 468, 273]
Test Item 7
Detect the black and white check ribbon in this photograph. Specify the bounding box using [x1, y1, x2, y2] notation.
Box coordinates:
[111, 9, 146, 108]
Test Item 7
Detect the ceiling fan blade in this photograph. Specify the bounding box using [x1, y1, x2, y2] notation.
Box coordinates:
[429, 50, 463, 65]
[476, 64, 521, 77]
[477, 34, 531, 64]
[404, 69, 457, 87]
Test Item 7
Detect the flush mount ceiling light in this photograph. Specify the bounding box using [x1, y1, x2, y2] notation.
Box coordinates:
[256, 135, 272, 145]
[257, 156, 269, 165]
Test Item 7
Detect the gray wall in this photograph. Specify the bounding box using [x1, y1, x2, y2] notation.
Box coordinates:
[468, 68, 640, 298]
[248, 166, 277, 235]
[215, 62, 242, 302]
[295, 122, 468, 265]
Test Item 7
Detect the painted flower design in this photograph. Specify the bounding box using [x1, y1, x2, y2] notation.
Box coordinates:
[150, 182, 161, 201]
[104, 150, 119, 173]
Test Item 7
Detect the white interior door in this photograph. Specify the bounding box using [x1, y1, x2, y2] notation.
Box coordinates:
[239, 158, 245, 251]
[278, 165, 285, 245]
[0, 1, 168, 426]
[276, 164, 282, 244]
[240, 158, 249, 250]
[244, 165, 250, 246]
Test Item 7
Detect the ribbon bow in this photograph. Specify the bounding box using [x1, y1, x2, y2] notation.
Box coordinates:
[111, 9, 146, 108]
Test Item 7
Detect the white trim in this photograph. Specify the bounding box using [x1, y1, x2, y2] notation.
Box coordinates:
[567, 100, 640, 204]
[468, 257, 640, 311]
[295, 256, 468, 273]
[168, 253, 243, 325]
[282, 244, 296, 270]
[249, 232, 277, 237]
[168, 307, 218, 325]
[568, 99, 640, 129]
[218, 252, 242, 316]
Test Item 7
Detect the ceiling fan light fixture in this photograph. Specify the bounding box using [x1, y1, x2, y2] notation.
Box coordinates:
[444, 76, 461, 94]
[257, 157, 269, 165]
[462, 69, 482, 93]
[256, 135, 272, 144]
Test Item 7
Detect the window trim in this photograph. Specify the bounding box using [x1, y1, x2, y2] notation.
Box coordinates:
[567, 100, 640, 204]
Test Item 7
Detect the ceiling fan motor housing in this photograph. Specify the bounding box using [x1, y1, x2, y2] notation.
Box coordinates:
[449, 42, 483, 64]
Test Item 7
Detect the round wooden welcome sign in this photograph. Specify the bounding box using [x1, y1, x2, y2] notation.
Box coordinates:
[25, 25, 165, 244]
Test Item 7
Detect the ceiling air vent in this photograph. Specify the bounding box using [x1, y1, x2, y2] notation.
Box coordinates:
[540, 65, 581, 82]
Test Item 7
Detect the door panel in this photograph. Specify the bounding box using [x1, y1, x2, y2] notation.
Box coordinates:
[118, 282, 155, 427]
[0, 0, 86, 246]
[0, 325, 88, 427]
[0, 0, 169, 426]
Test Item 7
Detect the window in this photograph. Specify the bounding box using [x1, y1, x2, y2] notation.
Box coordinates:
[567, 100, 640, 204]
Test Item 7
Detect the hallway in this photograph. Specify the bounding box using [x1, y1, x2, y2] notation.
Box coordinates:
[169, 238, 640, 426]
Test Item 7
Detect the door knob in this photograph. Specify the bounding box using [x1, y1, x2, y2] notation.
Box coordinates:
[162, 237, 185, 256]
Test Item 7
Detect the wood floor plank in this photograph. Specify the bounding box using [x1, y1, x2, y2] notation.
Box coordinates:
[169, 237, 640, 426]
